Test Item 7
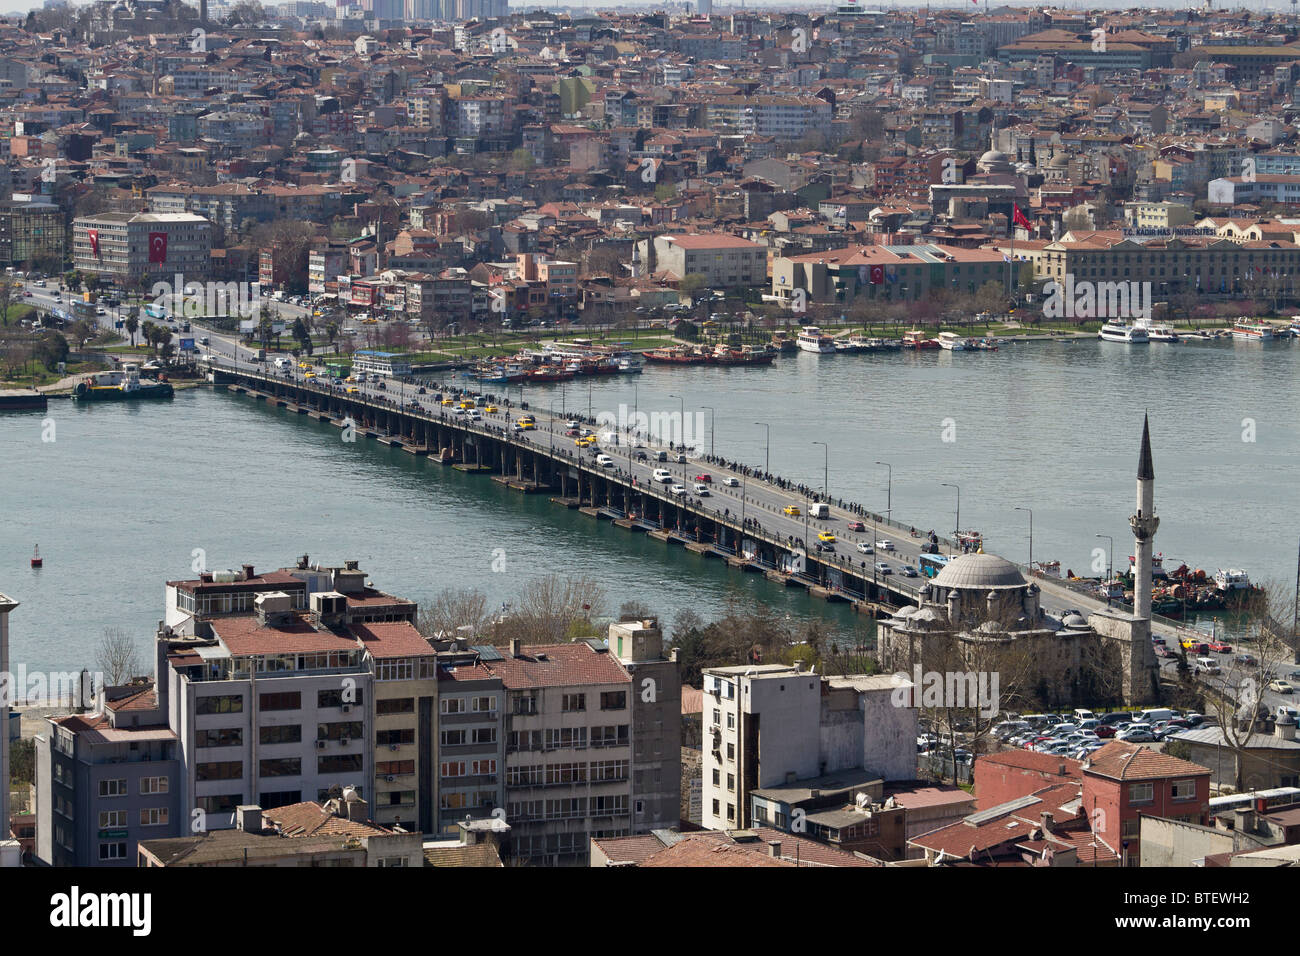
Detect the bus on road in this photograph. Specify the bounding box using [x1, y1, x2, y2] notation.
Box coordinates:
[918, 553, 949, 578]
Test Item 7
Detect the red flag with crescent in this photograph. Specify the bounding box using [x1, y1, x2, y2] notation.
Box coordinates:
[148, 232, 168, 264]
[870, 264, 884, 284]
[87, 228, 99, 257]
[1013, 204, 1033, 230]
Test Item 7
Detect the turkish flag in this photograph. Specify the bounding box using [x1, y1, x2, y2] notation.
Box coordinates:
[869, 265, 884, 284]
[1013, 204, 1033, 230]
[87, 229, 99, 257]
[148, 232, 168, 264]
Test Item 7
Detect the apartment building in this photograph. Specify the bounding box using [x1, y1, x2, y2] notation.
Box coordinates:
[434, 650, 505, 836]
[772, 243, 1012, 306]
[700, 666, 918, 833]
[0, 199, 65, 267]
[638, 232, 766, 288]
[73, 211, 211, 282]
[36, 684, 181, 867]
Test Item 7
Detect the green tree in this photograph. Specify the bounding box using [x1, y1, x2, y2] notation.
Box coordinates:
[68, 319, 94, 351]
[33, 330, 69, 370]
[124, 314, 139, 346]
[677, 273, 707, 297]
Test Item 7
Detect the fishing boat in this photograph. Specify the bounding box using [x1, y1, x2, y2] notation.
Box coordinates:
[1098, 321, 1150, 343]
[711, 344, 775, 366]
[641, 346, 711, 365]
[936, 332, 966, 351]
[973, 337, 999, 351]
[1232, 318, 1274, 341]
[902, 330, 940, 349]
[866, 337, 902, 351]
[31, 545, 42, 568]
[796, 326, 836, 353]
[73, 364, 174, 401]
[525, 368, 575, 382]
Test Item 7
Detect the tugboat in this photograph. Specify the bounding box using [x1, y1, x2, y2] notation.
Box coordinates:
[31, 544, 42, 568]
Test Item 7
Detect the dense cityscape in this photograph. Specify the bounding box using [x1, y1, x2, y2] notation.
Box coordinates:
[0, 0, 1295, 924]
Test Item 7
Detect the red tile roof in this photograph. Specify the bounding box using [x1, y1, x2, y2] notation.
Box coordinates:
[353, 621, 433, 659]
[481, 643, 629, 689]
[1083, 740, 1211, 781]
[978, 750, 1084, 778]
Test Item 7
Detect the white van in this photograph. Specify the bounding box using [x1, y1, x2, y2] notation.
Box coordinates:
[1072, 709, 1095, 722]
[810, 503, 830, 519]
[652, 469, 673, 483]
[1138, 708, 1176, 724]
[1195, 657, 1221, 675]
[274, 356, 290, 369]
[595, 454, 614, 468]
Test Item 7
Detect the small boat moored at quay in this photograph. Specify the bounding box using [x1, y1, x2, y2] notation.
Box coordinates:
[902, 329, 940, 349]
[937, 332, 966, 351]
[73, 364, 174, 401]
[796, 326, 836, 353]
[1232, 318, 1275, 341]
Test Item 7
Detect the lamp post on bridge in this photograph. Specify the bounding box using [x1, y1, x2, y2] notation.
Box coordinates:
[754, 421, 769, 474]
[702, 405, 715, 458]
[812, 441, 828, 501]
[875, 461, 891, 517]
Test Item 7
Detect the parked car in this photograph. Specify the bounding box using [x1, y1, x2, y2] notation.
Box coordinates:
[1208, 641, 1233, 653]
[1268, 680, 1295, 695]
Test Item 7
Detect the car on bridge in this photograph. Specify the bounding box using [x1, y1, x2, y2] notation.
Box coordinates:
[484, 405, 498, 413]
[875, 562, 892, 575]
[694, 474, 712, 483]
[575, 436, 596, 447]
[722, 477, 739, 487]
[783, 505, 801, 516]
[441, 398, 455, 406]
[817, 532, 836, 543]
[694, 484, 710, 496]
[346, 386, 359, 394]
[670, 484, 687, 496]
[856, 542, 873, 554]
[901, 566, 918, 577]
[847, 521, 865, 532]
[653, 469, 673, 483]
[878, 540, 894, 551]
[1269, 680, 1296, 695]
[566, 428, 581, 437]
[516, 420, 535, 430]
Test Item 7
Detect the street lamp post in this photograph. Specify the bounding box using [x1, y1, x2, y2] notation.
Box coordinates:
[875, 461, 892, 517]
[1015, 506, 1032, 570]
[668, 393, 685, 477]
[812, 441, 828, 500]
[941, 483, 960, 546]
[702, 405, 715, 458]
[754, 421, 769, 474]
[1096, 534, 1114, 604]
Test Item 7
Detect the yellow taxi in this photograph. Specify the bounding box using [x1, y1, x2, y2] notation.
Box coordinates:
[516, 419, 535, 430]
[441, 398, 456, 406]
[484, 405, 498, 413]
[459, 400, 475, 410]
[304, 371, 317, 379]
[346, 386, 359, 394]
[575, 435, 596, 447]
[298, 362, 311, 370]
[783, 505, 801, 516]
[344, 376, 356, 383]
[818, 531, 836, 543]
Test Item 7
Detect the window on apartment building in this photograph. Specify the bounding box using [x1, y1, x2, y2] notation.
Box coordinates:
[196, 762, 243, 782]
[140, 777, 168, 795]
[258, 758, 301, 778]
[441, 761, 466, 779]
[1129, 782, 1154, 804]
[712, 769, 720, 786]
[545, 727, 587, 750]
[562, 693, 586, 713]
[197, 794, 241, 814]
[99, 842, 128, 862]
[99, 810, 127, 829]
[712, 799, 720, 817]
[441, 729, 467, 747]
[378, 760, 415, 776]
[471, 727, 497, 745]
[727, 742, 735, 760]
[726, 713, 735, 729]
[600, 691, 627, 711]
[317, 722, 363, 742]
[508, 730, 543, 752]
[727, 774, 735, 792]
[317, 755, 363, 774]
[196, 695, 243, 715]
[1122, 818, 1141, 838]
[259, 692, 300, 711]
[511, 693, 537, 715]
[508, 765, 544, 787]
[259, 791, 301, 810]
[472, 696, 496, 714]
[260, 725, 302, 746]
[592, 760, 628, 783]
[712, 709, 720, 725]
[441, 697, 465, 714]
[384, 792, 416, 808]
[1171, 779, 1197, 801]
[377, 697, 414, 715]
[139, 808, 169, 827]
[318, 688, 364, 708]
[471, 759, 496, 776]
[376, 659, 415, 681]
[377, 729, 415, 747]
[727, 804, 735, 821]
[98, 779, 127, 798]
[195, 728, 243, 748]
[545, 763, 587, 785]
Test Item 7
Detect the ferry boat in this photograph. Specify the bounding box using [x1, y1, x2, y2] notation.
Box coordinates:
[73, 364, 174, 401]
[796, 326, 836, 353]
[902, 330, 940, 349]
[1214, 568, 1251, 591]
[937, 332, 966, 351]
[1232, 319, 1274, 341]
[1140, 322, 1179, 343]
[1289, 315, 1300, 337]
[1098, 321, 1150, 343]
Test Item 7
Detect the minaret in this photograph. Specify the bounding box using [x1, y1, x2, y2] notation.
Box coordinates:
[1129, 415, 1159, 621]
